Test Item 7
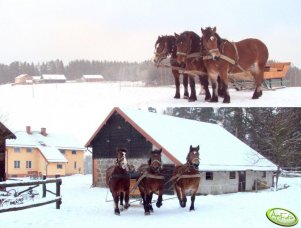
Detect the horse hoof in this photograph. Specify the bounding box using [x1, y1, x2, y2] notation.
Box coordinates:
[114, 211, 120, 216]
[145, 212, 151, 216]
[189, 207, 195, 211]
[156, 203, 162, 208]
[174, 94, 180, 99]
[183, 95, 189, 99]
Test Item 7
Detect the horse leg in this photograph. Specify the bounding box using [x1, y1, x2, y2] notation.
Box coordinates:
[124, 188, 130, 210]
[180, 187, 187, 208]
[189, 188, 198, 211]
[149, 192, 154, 212]
[188, 75, 197, 102]
[200, 75, 211, 101]
[144, 193, 151, 215]
[252, 65, 264, 99]
[156, 188, 163, 208]
[175, 184, 183, 207]
[219, 71, 230, 103]
[183, 73, 189, 99]
[119, 192, 124, 211]
[113, 192, 120, 215]
[217, 76, 224, 97]
[173, 70, 181, 99]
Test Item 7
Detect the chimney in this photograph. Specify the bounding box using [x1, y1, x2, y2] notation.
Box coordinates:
[26, 126, 32, 134]
[41, 127, 48, 136]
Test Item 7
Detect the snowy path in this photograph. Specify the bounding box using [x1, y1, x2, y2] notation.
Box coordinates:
[0, 175, 300, 228]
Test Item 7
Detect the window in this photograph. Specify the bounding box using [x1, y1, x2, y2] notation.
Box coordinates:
[14, 147, 20, 152]
[72, 150, 77, 155]
[262, 171, 266, 178]
[14, 160, 20, 168]
[206, 172, 213, 180]
[26, 147, 32, 153]
[26, 161, 32, 169]
[74, 161, 77, 169]
[230, 171, 236, 179]
[60, 149, 66, 155]
[57, 164, 63, 169]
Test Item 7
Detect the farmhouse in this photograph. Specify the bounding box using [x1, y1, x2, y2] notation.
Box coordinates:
[6, 126, 85, 178]
[86, 108, 277, 195]
[0, 122, 16, 182]
[82, 75, 104, 82]
[15, 74, 33, 84]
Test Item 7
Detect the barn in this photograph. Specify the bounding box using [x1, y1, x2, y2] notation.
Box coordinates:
[0, 122, 16, 182]
[81, 75, 104, 82]
[85, 108, 277, 195]
[41, 74, 66, 83]
[15, 74, 33, 84]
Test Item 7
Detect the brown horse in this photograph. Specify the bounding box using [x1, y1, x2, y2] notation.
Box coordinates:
[175, 31, 224, 101]
[171, 145, 201, 211]
[153, 35, 210, 101]
[201, 27, 269, 103]
[106, 147, 130, 215]
[137, 148, 165, 215]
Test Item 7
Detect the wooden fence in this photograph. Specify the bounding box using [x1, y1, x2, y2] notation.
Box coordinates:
[0, 178, 62, 213]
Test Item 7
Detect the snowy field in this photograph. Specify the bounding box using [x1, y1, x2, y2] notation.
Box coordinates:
[1, 82, 301, 145]
[0, 174, 300, 228]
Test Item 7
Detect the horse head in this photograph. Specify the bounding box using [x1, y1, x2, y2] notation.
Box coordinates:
[175, 31, 201, 64]
[153, 35, 175, 65]
[201, 27, 221, 61]
[186, 145, 200, 169]
[148, 148, 163, 173]
[116, 147, 128, 169]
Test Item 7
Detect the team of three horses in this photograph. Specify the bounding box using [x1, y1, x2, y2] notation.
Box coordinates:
[153, 27, 269, 103]
[106, 146, 201, 215]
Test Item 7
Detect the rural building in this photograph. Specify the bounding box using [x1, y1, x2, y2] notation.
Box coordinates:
[82, 75, 104, 82]
[86, 108, 277, 195]
[41, 74, 66, 83]
[6, 126, 85, 178]
[0, 122, 16, 182]
[15, 74, 33, 84]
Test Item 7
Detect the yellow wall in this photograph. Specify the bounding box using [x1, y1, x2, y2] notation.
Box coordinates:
[63, 149, 84, 175]
[6, 147, 84, 177]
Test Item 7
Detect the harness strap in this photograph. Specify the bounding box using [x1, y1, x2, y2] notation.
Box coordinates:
[129, 172, 165, 194]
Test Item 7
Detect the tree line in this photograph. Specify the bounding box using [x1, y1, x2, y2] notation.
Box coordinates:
[1, 59, 300, 86]
[163, 107, 301, 169]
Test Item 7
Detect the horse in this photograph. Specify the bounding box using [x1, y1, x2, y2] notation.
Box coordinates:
[201, 27, 269, 103]
[106, 147, 130, 215]
[136, 148, 165, 215]
[171, 145, 201, 211]
[153, 35, 209, 101]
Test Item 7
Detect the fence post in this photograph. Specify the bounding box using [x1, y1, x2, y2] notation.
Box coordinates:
[56, 179, 62, 209]
[42, 175, 46, 198]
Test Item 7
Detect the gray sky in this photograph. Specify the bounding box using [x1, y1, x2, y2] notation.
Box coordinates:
[0, 0, 300, 67]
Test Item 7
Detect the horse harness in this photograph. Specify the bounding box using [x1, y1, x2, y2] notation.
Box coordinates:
[168, 163, 201, 184]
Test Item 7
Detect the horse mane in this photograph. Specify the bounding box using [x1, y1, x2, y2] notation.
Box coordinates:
[179, 31, 201, 53]
[155, 35, 176, 56]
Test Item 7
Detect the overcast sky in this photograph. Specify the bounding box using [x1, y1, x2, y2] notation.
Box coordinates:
[0, 0, 300, 67]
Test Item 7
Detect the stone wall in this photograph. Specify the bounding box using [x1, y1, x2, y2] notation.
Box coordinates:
[94, 158, 147, 187]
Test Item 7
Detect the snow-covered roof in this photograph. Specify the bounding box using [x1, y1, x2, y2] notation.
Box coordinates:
[82, 75, 104, 79]
[7, 129, 85, 163]
[16, 74, 31, 79]
[42, 74, 66, 80]
[87, 108, 277, 171]
[38, 146, 68, 163]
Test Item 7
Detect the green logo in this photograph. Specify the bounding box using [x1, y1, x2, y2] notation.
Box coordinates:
[266, 208, 299, 227]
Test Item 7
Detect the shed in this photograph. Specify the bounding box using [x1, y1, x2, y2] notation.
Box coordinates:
[82, 75, 104, 82]
[0, 122, 16, 181]
[86, 108, 277, 195]
[15, 74, 33, 84]
[41, 74, 66, 83]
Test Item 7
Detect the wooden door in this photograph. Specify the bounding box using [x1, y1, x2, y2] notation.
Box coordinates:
[238, 171, 246, 192]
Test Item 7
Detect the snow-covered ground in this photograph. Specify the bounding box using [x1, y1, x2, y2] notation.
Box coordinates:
[1, 82, 301, 145]
[0, 174, 300, 228]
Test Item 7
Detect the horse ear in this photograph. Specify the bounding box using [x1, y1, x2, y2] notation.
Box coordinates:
[159, 148, 162, 153]
[174, 33, 179, 38]
[197, 145, 200, 151]
[190, 145, 192, 150]
[213, 27, 216, 33]
[201, 28, 205, 34]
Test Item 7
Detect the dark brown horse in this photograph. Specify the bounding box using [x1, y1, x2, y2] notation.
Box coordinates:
[171, 145, 201, 211]
[137, 148, 165, 215]
[106, 148, 130, 215]
[201, 27, 269, 103]
[175, 31, 223, 101]
[153, 35, 209, 101]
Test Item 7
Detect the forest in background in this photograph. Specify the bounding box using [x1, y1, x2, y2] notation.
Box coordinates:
[0, 59, 301, 86]
[162, 107, 301, 169]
